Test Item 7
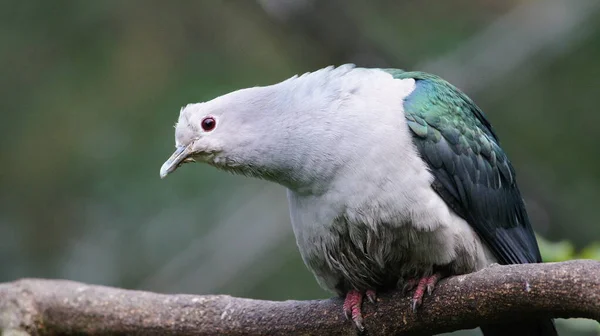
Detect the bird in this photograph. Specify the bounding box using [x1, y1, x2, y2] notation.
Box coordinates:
[160, 64, 557, 335]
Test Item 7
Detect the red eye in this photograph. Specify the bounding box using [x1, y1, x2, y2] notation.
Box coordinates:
[201, 116, 216, 131]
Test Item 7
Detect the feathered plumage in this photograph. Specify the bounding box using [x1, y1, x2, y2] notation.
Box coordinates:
[161, 65, 556, 335]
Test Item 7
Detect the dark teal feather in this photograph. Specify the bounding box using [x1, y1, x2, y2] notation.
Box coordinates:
[383, 69, 542, 265]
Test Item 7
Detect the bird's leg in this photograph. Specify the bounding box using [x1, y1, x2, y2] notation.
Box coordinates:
[410, 272, 443, 312]
[425, 273, 441, 295]
[343, 290, 364, 331]
[343, 289, 376, 331]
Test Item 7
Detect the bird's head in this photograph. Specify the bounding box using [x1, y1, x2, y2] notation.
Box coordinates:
[159, 104, 218, 179]
[160, 87, 271, 179]
[160, 65, 367, 193]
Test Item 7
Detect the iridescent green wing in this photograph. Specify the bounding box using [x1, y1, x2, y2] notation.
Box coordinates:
[385, 69, 541, 264]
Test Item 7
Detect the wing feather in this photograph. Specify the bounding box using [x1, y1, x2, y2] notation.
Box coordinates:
[386, 69, 542, 264]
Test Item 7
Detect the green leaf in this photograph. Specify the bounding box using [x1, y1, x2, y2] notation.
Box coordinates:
[536, 235, 576, 262]
[577, 242, 600, 260]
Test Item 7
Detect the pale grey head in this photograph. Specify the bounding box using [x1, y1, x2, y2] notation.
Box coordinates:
[159, 65, 377, 193]
[159, 86, 278, 179]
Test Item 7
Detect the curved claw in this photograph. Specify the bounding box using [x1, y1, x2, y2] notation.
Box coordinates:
[353, 315, 365, 332]
[426, 273, 440, 295]
[411, 298, 421, 312]
[366, 289, 377, 303]
[410, 273, 443, 312]
[343, 290, 364, 331]
[343, 307, 351, 320]
[411, 277, 429, 312]
[402, 278, 418, 294]
[342, 289, 376, 332]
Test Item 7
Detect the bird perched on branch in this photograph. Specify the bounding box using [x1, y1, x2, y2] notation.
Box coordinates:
[160, 64, 557, 335]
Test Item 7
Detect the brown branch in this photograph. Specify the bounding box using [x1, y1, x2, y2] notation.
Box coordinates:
[0, 260, 598, 335]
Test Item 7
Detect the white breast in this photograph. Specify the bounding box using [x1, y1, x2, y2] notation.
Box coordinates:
[285, 68, 495, 292]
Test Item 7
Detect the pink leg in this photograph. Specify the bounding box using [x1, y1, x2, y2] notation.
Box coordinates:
[343, 290, 365, 331]
[426, 273, 441, 295]
[411, 273, 442, 312]
[343, 289, 378, 331]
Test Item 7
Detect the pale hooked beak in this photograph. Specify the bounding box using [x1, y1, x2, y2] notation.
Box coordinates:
[160, 145, 194, 178]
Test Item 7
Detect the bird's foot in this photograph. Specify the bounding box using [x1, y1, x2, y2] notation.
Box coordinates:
[409, 273, 442, 312]
[343, 289, 376, 331]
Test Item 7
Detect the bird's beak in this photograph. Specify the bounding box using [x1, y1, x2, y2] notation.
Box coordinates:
[160, 145, 193, 179]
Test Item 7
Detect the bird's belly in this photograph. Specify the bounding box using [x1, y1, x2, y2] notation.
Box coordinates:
[297, 218, 490, 295]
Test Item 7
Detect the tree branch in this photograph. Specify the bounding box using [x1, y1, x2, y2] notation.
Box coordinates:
[1, 260, 598, 335]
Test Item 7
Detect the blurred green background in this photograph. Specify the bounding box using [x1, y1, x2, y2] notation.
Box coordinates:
[1, 1, 599, 335]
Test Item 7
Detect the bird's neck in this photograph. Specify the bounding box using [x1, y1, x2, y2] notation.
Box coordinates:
[212, 68, 356, 194]
[218, 65, 416, 196]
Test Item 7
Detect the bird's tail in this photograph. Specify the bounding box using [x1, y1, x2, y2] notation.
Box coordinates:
[481, 318, 557, 336]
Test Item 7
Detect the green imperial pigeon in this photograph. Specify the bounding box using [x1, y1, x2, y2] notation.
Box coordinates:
[160, 64, 557, 335]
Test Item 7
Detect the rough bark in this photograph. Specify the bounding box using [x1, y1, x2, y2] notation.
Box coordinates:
[0, 260, 598, 336]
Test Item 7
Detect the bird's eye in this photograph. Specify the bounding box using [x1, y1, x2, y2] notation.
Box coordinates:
[201, 116, 216, 132]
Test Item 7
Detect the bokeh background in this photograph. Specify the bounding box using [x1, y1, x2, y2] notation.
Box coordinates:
[1, 1, 599, 335]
